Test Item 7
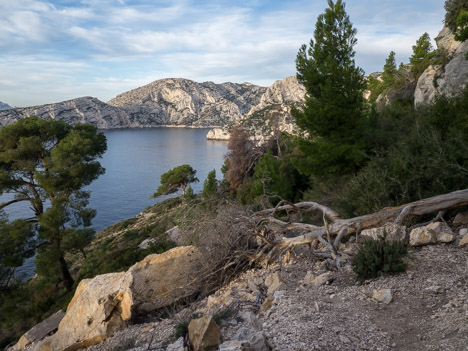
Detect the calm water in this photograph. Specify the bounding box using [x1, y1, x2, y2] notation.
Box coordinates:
[3, 128, 227, 278]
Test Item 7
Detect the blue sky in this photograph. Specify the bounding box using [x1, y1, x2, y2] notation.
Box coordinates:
[0, 0, 446, 107]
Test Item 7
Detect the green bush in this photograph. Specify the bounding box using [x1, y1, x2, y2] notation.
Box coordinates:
[352, 238, 407, 281]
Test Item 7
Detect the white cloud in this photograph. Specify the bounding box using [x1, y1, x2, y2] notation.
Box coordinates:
[0, 0, 449, 106]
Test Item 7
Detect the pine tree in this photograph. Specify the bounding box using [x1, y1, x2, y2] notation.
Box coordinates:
[382, 51, 397, 88]
[0, 116, 106, 291]
[410, 33, 434, 77]
[202, 169, 218, 198]
[292, 0, 366, 177]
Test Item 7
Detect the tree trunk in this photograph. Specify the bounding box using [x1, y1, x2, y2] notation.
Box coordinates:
[59, 255, 74, 292]
[254, 189, 468, 264]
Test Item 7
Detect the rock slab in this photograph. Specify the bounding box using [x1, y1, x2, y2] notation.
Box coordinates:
[50, 272, 133, 351]
[188, 316, 221, 351]
[12, 310, 64, 350]
[128, 246, 202, 313]
[361, 223, 407, 243]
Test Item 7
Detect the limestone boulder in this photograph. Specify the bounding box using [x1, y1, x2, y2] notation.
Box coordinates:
[128, 246, 202, 313]
[166, 226, 183, 245]
[410, 222, 455, 246]
[264, 272, 287, 297]
[12, 310, 64, 351]
[218, 340, 250, 351]
[459, 235, 468, 247]
[360, 223, 407, 243]
[166, 337, 188, 351]
[188, 316, 221, 351]
[373, 289, 393, 304]
[309, 272, 333, 288]
[453, 211, 468, 226]
[50, 272, 133, 351]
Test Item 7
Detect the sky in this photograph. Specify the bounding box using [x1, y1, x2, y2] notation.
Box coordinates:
[0, 0, 446, 107]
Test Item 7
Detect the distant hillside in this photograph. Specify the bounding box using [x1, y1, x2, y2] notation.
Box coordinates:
[0, 101, 12, 110]
[0, 79, 269, 129]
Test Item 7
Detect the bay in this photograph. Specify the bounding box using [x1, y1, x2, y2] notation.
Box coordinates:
[3, 127, 228, 278]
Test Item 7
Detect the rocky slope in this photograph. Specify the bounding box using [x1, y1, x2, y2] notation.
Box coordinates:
[11, 211, 468, 351]
[207, 76, 306, 140]
[0, 79, 267, 129]
[0, 101, 12, 110]
[108, 78, 267, 127]
[0, 97, 131, 129]
[414, 26, 468, 106]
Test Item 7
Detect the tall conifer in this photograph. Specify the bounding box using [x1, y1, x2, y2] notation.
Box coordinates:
[293, 0, 366, 176]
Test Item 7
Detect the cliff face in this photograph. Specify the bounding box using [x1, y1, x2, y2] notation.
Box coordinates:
[205, 76, 306, 140]
[107, 78, 267, 127]
[414, 26, 468, 106]
[0, 79, 268, 129]
[0, 97, 131, 129]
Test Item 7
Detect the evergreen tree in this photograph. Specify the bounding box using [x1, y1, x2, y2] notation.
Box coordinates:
[382, 51, 397, 88]
[444, 0, 468, 33]
[292, 0, 366, 177]
[410, 33, 434, 77]
[152, 165, 198, 197]
[454, 10, 468, 42]
[0, 116, 106, 291]
[202, 169, 218, 198]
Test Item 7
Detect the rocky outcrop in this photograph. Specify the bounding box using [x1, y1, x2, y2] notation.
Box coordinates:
[409, 222, 455, 246]
[206, 76, 305, 140]
[188, 316, 221, 351]
[47, 246, 202, 351]
[107, 78, 267, 127]
[360, 223, 408, 243]
[0, 97, 131, 129]
[50, 272, 133, 351]
[128, 246, 202, 314]
[11, 310, 64, 351]
[0, 101, 12, 110]
[414, 27, 468, 106]
[206, 128, 230, 141]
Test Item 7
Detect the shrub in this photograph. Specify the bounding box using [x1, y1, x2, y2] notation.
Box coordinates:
[174, 321, 189, 339]
[352, 237, 407, 281]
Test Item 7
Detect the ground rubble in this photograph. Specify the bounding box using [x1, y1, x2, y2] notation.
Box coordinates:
[79, 224, 468, 351]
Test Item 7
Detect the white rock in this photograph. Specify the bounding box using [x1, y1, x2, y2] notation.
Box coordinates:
[360, 223, 407, 243]
[414, 27, 468, 107]
[373, 289, 393, 304]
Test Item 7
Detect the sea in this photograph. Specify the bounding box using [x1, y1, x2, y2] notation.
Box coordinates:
[2, 127, 228, 279]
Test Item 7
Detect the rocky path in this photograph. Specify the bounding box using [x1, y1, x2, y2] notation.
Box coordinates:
[81, 236, 468, 351]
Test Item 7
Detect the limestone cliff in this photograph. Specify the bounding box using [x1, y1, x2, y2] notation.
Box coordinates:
[0, 97, 131, 129]
[107, 78, 267, 127]
[414, 26, 468, 106]
[0, 79, 268, 129]
[206, 76, 306, 140]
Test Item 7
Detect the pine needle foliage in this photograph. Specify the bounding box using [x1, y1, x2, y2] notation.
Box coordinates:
[352, 237, 407, 281]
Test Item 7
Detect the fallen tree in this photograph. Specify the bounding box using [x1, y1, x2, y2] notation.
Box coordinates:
[253, 189, 468, 266]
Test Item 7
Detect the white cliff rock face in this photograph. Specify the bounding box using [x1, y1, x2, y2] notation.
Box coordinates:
[206, 76, 306, 140]
[414, 27, 468, 106]
[0, 78, 307, 132]
[107, 78, 267, 127]
[0, 97, 132, 129]
[0, 79, 266, 129]
[246, 76, 305, 133]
